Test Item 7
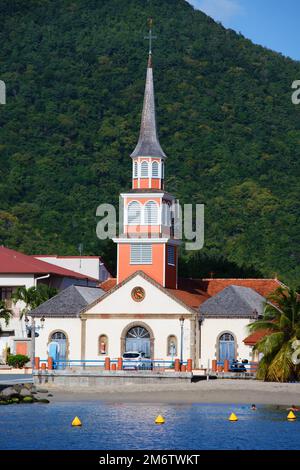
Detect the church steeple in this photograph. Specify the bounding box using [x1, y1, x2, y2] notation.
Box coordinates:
[130, 23, 166, 160]
[113, 22, 179, 290]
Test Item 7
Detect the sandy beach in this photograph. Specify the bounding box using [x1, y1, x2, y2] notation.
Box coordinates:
[48, 379, 300, 406]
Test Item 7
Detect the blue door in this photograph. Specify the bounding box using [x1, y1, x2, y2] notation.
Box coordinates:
[50, 332, 67, 369]
[125, 327, 151, 358]
[219, 333, 235, 361]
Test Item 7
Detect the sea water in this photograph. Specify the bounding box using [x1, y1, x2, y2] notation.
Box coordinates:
[0, 401, 298, 450]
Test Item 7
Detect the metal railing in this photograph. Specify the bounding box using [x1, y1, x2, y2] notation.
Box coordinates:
[215, 361, 258, 375]
[39, 358, 188, 371]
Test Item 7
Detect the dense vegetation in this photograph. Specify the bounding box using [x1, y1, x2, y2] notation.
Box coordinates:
[0, 0, 299, 284]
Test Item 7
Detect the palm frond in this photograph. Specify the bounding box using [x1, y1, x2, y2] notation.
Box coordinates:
[248, 320, 279, 333]
[266, 342, 295, 382]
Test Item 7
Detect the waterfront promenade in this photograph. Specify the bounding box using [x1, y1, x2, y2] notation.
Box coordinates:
[44, 379, 300, 406]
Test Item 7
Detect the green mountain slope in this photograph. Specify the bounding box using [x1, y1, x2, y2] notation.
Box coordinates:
[0, 0, 299, 284]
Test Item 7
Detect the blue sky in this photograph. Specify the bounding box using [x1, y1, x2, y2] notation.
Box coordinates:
[188, 0, 300, 61]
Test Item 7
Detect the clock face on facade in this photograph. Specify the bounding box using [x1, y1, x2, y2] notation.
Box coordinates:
[131, 286, 145, 302]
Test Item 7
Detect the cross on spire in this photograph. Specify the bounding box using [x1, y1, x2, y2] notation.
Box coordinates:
[144, 18, 157, 55]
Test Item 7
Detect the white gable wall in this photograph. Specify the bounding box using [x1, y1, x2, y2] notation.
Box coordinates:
[34, 318, 82, 361]
[200, 317, 253, 368]
[35, 256, 109, 282]
[86, 274, 189, 315]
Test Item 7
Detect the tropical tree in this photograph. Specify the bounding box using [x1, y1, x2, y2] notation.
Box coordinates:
[0, 300, 13, 329]
[248, 286, 300, 382]
[12, 284, 58, 319]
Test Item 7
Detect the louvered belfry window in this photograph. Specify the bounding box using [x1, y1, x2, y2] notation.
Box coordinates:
[130, 244, 152, 264]
[127, 201, 141, 224]
[144, 201, 158, 224]
[152, 161, 159, 177]
[141, 161, 149, 177]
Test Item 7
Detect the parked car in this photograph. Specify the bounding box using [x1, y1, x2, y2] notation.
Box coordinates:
[229, 361, 247, 373]
[122, 351, 152, 370]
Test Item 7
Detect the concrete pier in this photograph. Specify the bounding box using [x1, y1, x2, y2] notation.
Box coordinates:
[33, 369, 193, 388]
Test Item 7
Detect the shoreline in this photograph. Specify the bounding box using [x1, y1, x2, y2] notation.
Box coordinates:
[46, 379, 300, 406]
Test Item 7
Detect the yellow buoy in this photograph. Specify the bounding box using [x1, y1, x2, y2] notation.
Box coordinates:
[229, 413, 238, 422]
[72, 416, 82, 426]
[287, 411, 297, 420]
[155, 415, 165, 424]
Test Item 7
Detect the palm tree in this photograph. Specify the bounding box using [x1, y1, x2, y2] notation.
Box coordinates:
[248, 286, 300, 382]
[12, 284, 58, 319]
[0, 300, 13, 328]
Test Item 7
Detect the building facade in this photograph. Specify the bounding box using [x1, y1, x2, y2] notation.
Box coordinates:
[31, 47, 283, 369]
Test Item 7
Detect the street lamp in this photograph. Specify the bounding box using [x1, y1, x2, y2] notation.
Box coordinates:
[179, 315, 185, 365]
[28, 316, 45, 370]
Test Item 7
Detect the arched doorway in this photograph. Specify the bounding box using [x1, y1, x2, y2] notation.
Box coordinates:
[125, 326, 150, 358]
[49, 331, 67, 369]
[218, 332, 236, 361]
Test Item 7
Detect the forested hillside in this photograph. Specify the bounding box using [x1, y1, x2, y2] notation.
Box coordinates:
[0, 0, 299, 285]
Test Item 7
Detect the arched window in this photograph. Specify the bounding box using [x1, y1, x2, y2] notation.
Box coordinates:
[99, 335, 108, 355]
[219, 332, 235, 361]
[167, 335, 177, 356]
[144, 201, 158, 224]
[141, 161, 149, 178]
[127, 201, 141, 224]
[126, 326, 150, 357]
[152, 161, 159, 178]
[133, 161, 138, 178]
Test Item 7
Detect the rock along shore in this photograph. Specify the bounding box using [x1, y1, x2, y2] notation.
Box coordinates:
[0, 383, 51, 405]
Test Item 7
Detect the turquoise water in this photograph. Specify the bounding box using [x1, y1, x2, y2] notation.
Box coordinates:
[0, 402, 299, 450]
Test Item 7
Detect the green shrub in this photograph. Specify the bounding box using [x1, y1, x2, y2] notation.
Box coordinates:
[7, 354, 30, 369]
[22, 396, 33, 403]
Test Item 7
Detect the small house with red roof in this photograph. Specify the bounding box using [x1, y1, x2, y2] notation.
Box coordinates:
[0, 246, 104, 357]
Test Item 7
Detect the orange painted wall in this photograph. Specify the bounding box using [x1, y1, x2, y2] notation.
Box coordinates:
[118, 243, 165, 285]
[16, 342, 28, 356]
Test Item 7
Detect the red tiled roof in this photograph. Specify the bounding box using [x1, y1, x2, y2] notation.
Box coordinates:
[168, 278, 210, 309]
[0, 246, 97, 281]
[99, 276, 281, 310]
[100, 278, 117, 291]
[196, 278, 282, 298]
[243, 329, 270, 346]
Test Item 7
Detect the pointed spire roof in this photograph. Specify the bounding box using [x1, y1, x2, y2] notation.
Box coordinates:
[130, 53, 166, 159]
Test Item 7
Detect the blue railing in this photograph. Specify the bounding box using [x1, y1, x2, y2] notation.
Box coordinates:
[39, 358, 188, 371]
[216, 361, 258, 373]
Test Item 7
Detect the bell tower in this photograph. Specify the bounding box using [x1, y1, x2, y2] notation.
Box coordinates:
[113, 22, 180, 288]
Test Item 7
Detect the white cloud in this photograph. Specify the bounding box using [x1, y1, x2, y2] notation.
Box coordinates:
[188, 0, 243, 25]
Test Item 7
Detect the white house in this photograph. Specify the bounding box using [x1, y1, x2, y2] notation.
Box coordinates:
[33, 255, 110, 283]
[0, 246, 104, 358]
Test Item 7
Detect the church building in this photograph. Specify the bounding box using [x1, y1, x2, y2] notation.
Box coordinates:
[31, 43, 282, 369]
